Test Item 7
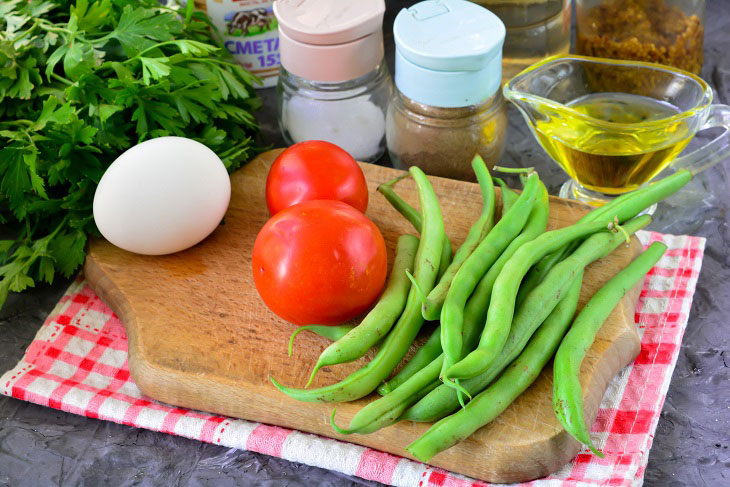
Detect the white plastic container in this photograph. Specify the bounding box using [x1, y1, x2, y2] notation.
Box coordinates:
[201, 0, 280, 88]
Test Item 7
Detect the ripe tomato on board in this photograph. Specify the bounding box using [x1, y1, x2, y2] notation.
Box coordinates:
[252, 200, 387, 326]
[265, 140, 369, 216]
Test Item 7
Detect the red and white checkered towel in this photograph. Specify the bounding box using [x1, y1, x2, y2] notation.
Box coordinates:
[1, 231, 705, 487]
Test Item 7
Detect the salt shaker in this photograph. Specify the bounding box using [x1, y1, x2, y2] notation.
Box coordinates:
[273, 0, 392, 163]
[387, 0, 508, 181]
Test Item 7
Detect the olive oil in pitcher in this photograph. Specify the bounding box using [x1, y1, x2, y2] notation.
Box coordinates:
[534, 93, 693, 194]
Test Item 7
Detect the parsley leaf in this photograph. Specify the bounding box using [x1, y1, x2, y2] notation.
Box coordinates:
[0, 0, 261, 309]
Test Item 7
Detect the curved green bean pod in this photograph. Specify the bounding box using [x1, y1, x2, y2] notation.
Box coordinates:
[439, 172, 540, 380]
[270, 167, 444, 402]
[422, 155, 496, 321]
[377, 324, 442, 396]
[303, 234, 420, 387]
[553, 241, 667, 456]
[406, 271, 584, 462]
[288, 325, 355, 356]
[404, 215, 651, 421]
[377, 177, 453, 279]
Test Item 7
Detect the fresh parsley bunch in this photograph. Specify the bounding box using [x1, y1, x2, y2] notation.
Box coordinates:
[0, 0, 261, 308]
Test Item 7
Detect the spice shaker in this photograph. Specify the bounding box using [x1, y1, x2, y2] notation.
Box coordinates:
[576, 0, 704, 74]
[387, 0, 508, 181]
[197, 0, 281, 88]
[273, 0, 391, 163]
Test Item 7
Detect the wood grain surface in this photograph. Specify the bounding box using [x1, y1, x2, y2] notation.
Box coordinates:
[84, 149, 643, 483]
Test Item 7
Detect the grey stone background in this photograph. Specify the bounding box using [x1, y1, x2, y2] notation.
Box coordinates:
[1, 1, 729, 485]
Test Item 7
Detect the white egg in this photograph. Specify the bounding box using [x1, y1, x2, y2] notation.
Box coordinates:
[93, 136, 231, 255]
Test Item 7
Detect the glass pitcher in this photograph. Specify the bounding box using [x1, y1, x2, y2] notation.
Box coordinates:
[503, 55, 730, 205]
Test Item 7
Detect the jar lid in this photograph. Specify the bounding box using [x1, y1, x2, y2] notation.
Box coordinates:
[393, 0, 505, 107]
[274, 0, 386, 82]
[274, 0, 385, 45]
[394, 0, 504, 72]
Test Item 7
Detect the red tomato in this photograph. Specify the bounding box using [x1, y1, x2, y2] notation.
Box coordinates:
[252, 200, 387, 326]
[266, 140, 368, 216]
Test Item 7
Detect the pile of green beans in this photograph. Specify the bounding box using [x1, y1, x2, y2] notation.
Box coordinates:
[407, 271, 585, 462]
[401, 214, 651, 424]
[272, 164, 690, 462]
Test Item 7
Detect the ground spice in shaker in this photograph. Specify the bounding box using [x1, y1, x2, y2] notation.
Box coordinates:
[386, 90, 507, 181]
[386, 0, 508, 181]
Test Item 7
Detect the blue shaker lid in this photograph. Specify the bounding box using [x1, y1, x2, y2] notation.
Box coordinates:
[393, 0, 505, 107]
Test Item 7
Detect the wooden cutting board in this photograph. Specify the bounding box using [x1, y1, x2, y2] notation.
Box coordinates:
[84, 149, 643, 484]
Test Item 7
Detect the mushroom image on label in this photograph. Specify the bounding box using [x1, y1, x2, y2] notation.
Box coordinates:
[386, 0, 508, 181]
[274, 0, 392, 163]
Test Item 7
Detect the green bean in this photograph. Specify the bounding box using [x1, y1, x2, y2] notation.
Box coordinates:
[519, 169, 692, 304]
[303, 235, 419, 387]
[406, 271, 584, 462]
[288, 325, 355, 356]
[343, 209, 536, 433]
[270, 167, 444, 402]
[378, 175, 421, 229]
[422, 155, 496, 321]
[589, 170, 691, 224]
[404, 215, 651, 421]
[493, 177, 519, 215]
[377, 324, 442, 396]
[553, 241, 667, 456]
[378, 177, 453, 279]
[439, 172, 540, 381]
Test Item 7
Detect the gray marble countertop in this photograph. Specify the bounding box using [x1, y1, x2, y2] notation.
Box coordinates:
[1, 1, 729, 486]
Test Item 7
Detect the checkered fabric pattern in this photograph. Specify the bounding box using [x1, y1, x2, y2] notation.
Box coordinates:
[1, 231, 705, 487]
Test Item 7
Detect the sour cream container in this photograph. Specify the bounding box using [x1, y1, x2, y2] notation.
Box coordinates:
[197, 0, 281, 88]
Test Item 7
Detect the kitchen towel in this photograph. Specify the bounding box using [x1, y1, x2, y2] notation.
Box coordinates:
[1, 230, 705, 487]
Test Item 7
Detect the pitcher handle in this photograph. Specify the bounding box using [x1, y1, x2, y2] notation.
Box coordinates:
[670, 104, 730, 175]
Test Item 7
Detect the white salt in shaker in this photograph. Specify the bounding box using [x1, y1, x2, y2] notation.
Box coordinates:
[273, 0, 391, 162]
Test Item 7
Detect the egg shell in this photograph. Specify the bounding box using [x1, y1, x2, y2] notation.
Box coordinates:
[93, 137, 231, 255]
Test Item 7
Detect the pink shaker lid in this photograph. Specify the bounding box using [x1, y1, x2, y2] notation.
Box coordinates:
[274, 0, 386, 82]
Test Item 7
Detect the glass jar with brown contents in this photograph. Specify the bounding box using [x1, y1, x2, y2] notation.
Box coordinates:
[576, 0, 704, 74]
[387, 90, 507, 181]
[387, 0, 508, 181]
